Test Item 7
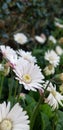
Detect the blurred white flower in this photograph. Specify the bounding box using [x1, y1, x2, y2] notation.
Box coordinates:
[55, 22, 63, 28]
[0, 102, 30, 130]
[0, 45, 18, 68]
[44, 64, 55, 76]
[13, 61, 44, 91]
[56, 46, 63, 56]
[17, 49, 37, 63]
[14, 33, 28, 45]
[48, 35, 57, 44]
[45, 82, 63, 110]
[35, 34, 46, 44]
[45, 50, 60, 67]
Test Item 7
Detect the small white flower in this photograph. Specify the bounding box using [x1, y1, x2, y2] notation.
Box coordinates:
[48, 35, 57, 44]
[56, 46, 63, 56]
[45, 82, 63, 110]
[13, 61, 44, 91]
[0, 45, 18, 68]
[14, 33, 28, 45]
[44, 64, 55, 76]
[0, 102, 30, 130]
[17, 49, 37, 63]
[55, 22, 63, 28]
[35, 34, 46, 44]
[44, 50, 60, 67]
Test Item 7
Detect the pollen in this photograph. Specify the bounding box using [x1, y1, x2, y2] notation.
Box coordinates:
[0, 119, 12, 130]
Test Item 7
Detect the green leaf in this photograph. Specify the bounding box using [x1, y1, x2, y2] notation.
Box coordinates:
[56, 110, 63, 130]
[40, 104, 53, 118]
[33, 112, 42, 130]
[25, 94, 36, 105]
[41, 112, 52, 130]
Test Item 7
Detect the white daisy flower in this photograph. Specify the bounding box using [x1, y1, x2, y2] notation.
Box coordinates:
[14, 33, 28, 45]
[35, 34, 46, 44]
[0, 45, 18, 68]
[48, 35, 57, 44]
[17, 49, 37, 63]
[45, 82, 63, 110]
[0, 102, 30, 130]
[44, 50, 60, 67]
[56, 46, 63, 56]
[13, 62, 44, 91]
[44, 64, 55, 76]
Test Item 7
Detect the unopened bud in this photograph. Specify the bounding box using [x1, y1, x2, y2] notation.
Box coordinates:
[53, 73, 63, 83]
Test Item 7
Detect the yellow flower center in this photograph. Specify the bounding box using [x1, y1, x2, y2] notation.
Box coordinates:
[0, 119, 12, 130]
[48, 65, 53, 70]
[49, 56, 54, 61]
[23, 74, 32, 83]
[18, 37, 23, 43]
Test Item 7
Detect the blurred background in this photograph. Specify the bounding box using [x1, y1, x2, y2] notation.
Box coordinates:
[0, 0, 63, 47]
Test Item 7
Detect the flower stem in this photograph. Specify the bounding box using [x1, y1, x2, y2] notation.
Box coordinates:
[17, 84, 22, 102]
[14, 80, 18, 97]
[0, 76, 4, 98]
[30, 97, 41, 130]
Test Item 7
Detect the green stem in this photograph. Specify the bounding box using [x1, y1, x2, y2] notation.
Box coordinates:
[0, 76, 4, 98]
[14, 81, 18, 97]
[8, 84, 13, 100]
[30, 97, 41, 130]
[17, 84, 22, 102]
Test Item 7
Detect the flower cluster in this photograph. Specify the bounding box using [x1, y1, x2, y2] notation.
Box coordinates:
[0, 45, 44, 91]
[0, 17, 63, 130]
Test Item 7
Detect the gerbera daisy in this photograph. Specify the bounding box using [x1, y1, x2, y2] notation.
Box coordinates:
[0, 102, 30, 130]
[44, 50, 60, 67]
[14, 33, 28, 45]
[56, 46, 63, 56]
[35, 33, 46, 44]
[45, 82, 63, 110]
[44, 64, 55, 76]
[0, 45, 18, 68]
[13, 61, 44, 91]
[17, 49, 37, 63]
[48, 35, 57, 44]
